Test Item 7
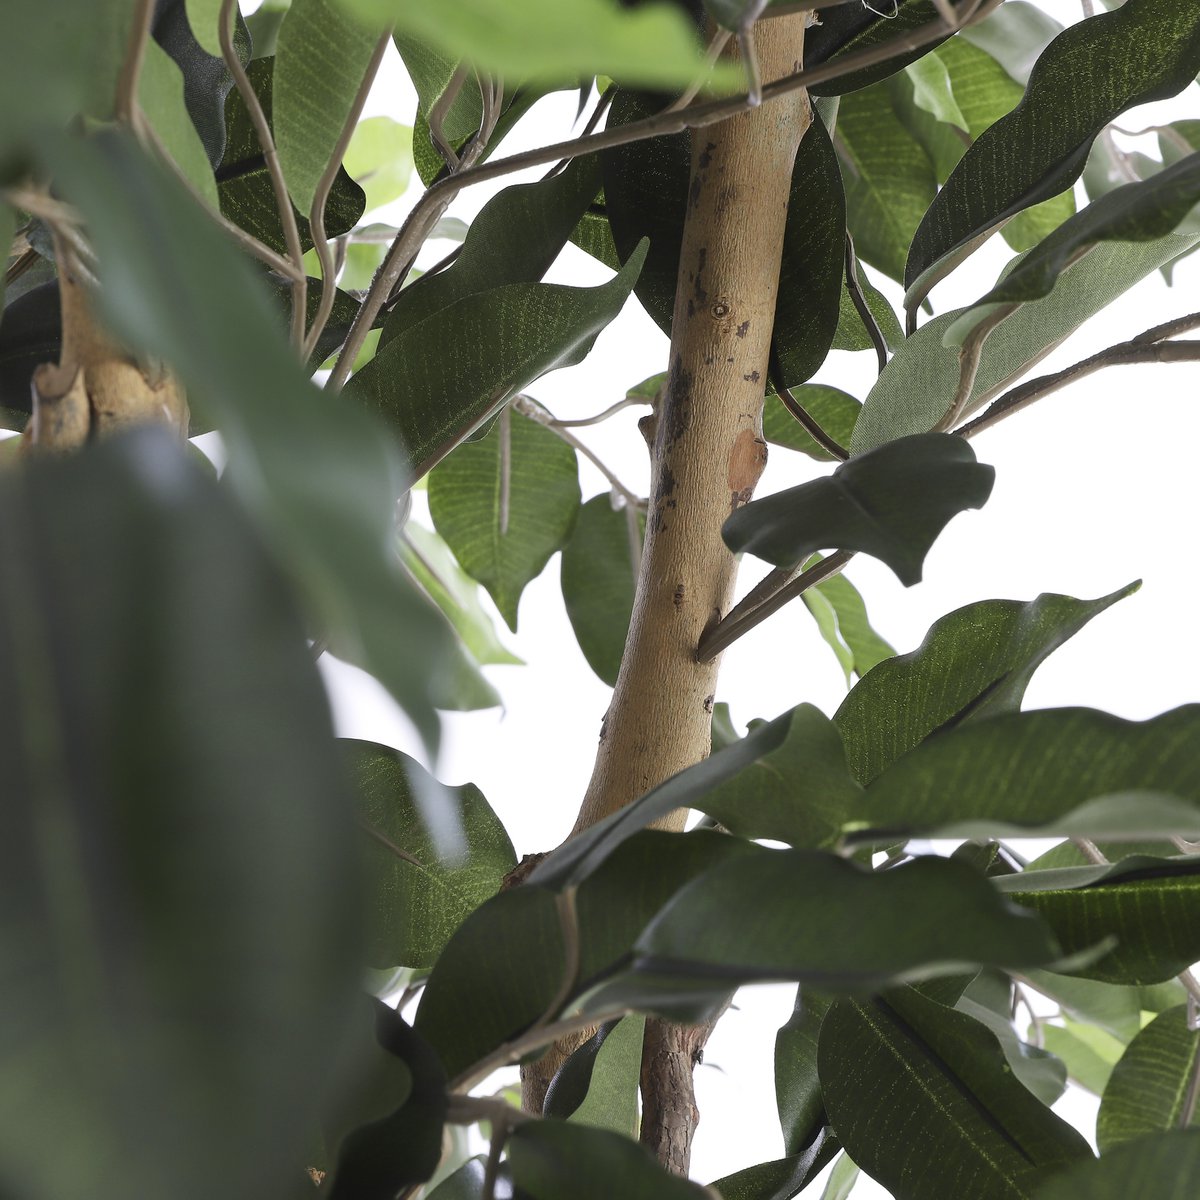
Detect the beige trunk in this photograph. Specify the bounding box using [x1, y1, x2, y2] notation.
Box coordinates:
[521, 15, 812, 1157]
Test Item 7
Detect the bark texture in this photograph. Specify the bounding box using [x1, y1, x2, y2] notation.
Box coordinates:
[521, 18, 812, 1153]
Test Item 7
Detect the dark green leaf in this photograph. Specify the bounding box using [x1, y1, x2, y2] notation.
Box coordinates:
[217, 58, 366, 256]
[544, 1015, 644, 1135]
[382, 156, 600, 346]
[954, 997, 1067, 1107]
[416, 831, 758, 1077]
[0, 429, 360, 1200]
[906, 0, 1200, 292]
[0, 279, 60, 419]
[345, 741, 516, 970]
[806, 1, 954, 97]
[508, 1119, 714, 1200]
[343, 0, 740, 92]
[392, 29, 482, 153]
[819, 987, 1091, 1200]
[710, 1130, 840, 1200]
[801, 560, 895, 685]
[45, 130, 449, 749]
[603, 95, 844, 386]
[1098, 1006, 1200, 1149]
[426, 1159, 486, 1200]
[948, 150, 1200, 348]
[1030, 1129, 1200, 1200]
[836, 81, 938, 285]
[527, 706, 804, 889]
[429, 410, 580, 631]
[722, 433, 994, 585]
[852, 233, 1198, 452]
[274, 0, 383, 213]
[1025, 839, 1181, 872]
[833, 585, 1137, 785]
[347, 243, 646, 483]
[763, 386, 860, 463]
[832, 271, 903, 355]
[857, 706, 1200, 841]
[327, 1003, 448, 1198]
[561, 493, 644, 686]
[1001, 858, 1200, 985]
[776, 991, 834, 1155]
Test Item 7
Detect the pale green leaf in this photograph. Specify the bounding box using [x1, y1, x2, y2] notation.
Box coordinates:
[344, 115, 414, 212]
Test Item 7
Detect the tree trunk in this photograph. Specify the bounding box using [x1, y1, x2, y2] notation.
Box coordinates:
[521, 15, 812, 1164]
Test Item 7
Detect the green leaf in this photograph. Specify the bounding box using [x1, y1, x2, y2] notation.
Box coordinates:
[508, 1119, 715, 1200]
[806, 1, 955, 97]
[273, 0, 383, 214]
[820, 1154, 860, 1200]
[1042, 1019, 1125, 1096]
[603, 95, 845, 386]
[45, 130, 448, 749]
[948, 151, 1200, 347]
[345, 741, 516, 970]
[426, 1159, 486, 1200]
[341, 0, 740, 92]
[856, 706, 1200, 841]
[819, 987, 1091, 1200]
[627, 852, 1062, 994]
[905, 0, 1200, 292]
[545, 1015, 645, 1135]
[802, 560, 895, 685]
[722, 433, 995, 585]
[392, 30, 481, 151]
[776, 991, 834, 1155]
[1098, 1006, 1200, 1149]
[710, 1133, 840, 1200]
[833, 585, 1137, 785]
[763, 386, 860, 463]
[217, 58, 366, 257]
[0, 429, 360, 1200]
[852, 232, 1199, 452]
[429, 410, 580, 631]
[1030, 1129, 1200, 1200]
[184, 0, 223, 56]
[955, 997, 1067, 1107]
[560, 493, 644, 686]
[958, 1, 1063, 87]
[344, 115, 414, 213]
[382, 156, 601, 347]
[416, 830, 757, 1077]
[1000, 858, 1200, 985]
[832, 271, 903, 355]
[346, 241, 646, 484]
[1024, 969, 1186, 1042]
[905, 52, 966, 131]
[0, 205, 13, 314]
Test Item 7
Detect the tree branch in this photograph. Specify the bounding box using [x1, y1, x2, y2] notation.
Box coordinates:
[115, 0, 156, 125]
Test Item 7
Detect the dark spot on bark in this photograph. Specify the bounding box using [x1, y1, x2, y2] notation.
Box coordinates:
[743, 370, 761, 383]
[702, 694, 714, 713]
[689, 173, 704, 211]
[705, 354, 714, 366]
[697, 247, 707, 274]
[736, 320, 750, 338]
[731, 487, 754, 512]
[659, 463, 677, 498]
[698, 141, 715, 169]
[687, 299, 695, 318]
[711, 301, 730, 320]
[674, 583, 685, 610]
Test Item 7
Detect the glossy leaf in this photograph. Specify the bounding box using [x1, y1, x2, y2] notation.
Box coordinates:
[560, 493, 644, 686]
[857, 706, 1200, 841]
[527, 706, 812, 889]
[216, 58, 366, 256]
[0, 430, 360, 1200]
[426, 1159, 486, 1200]
[274, 0, 383, 213]
[344, 115, 414, 213]
[710, 1132, 840, 1200]
[853, 233, 1199, 452]
[820, 987, 1091, 1200]
[776, 991, 834, 1155]
[345, 0, 740, 91]
[429, 411, 580, 631]
[806, 1, 955, 97]
[1041, 1019, 1124, 1096]
[836, 81, 938, 284]
[762, 385, 859, 463]
[1098, 1006, 1200, 1149]
[722, 433, 994, 585]
[801, 560, 895, 685]
[345, 741, 516, 970]
[603, 94, 844, 386]
[382, 156, 601, 346]
[906, 0, 1200, 291]
[948, 150, 1200, 346]
[347, 242, 647, 483]
[1000, 858, 1200, 985]
[833, 585, 1137, 785]
[508, 1119, 714, 1200]
[630, 851, 1061, 992]
[1030, 1129, 1200, 1200]
[46, 131, 449, 749]
[416, 831, 758, 1077]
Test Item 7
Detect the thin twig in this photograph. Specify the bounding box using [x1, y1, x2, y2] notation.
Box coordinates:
[937, 303, 1018, 432]
[429, 64, 471, 170]
[330, 0, 1001, 391]
[1131, 311, 1200, 344]
[543, 89, 615, 180]
[219, 0, 307, 347]
[844, 231, 888, 374]
[482, 1110, 509, 1200]
[551, 395, 649, 427]
[696, 549, 855, 662]
[736, 0, 772, 108]
[115, 0, 156, 124]
[304, 29, 391, 360]
[624, 500, 644, 582]
[665, 29, 733, 114]
[357, 816, 425, 869]
[444, 1094, 531, 1128]
[767, 344, 849, 459]
[498, 403, 513, 537]
[533, 889, 582, 1036]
